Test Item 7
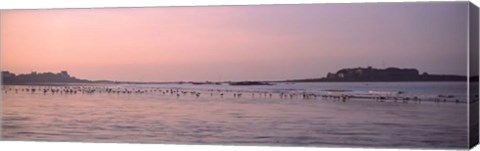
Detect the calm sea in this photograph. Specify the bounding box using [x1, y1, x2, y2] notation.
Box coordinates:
[1, 82, 469, 148]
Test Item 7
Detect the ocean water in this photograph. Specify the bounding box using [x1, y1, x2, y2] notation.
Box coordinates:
[1, 82, 469, 148]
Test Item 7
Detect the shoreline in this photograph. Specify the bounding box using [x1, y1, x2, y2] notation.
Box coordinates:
[2, 83, 470, 104]
[1, 80, 469, 86]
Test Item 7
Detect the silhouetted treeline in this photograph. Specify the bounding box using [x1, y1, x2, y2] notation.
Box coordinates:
[1, 67, 470, 85]
[2, 71, 91, 84]
[288, 67, 467, 82]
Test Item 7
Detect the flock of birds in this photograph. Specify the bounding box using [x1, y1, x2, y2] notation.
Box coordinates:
[1, 85, 469, 104]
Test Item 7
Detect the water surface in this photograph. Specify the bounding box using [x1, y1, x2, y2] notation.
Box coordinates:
[1, 82, 469, 148]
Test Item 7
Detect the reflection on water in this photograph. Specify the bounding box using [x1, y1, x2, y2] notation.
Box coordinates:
[1, 82, 468, 149]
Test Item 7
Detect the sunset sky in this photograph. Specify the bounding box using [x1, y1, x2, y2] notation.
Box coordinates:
[0, 2, 469, 82]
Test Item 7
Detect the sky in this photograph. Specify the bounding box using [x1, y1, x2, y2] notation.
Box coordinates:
[0, 2, 470, 82]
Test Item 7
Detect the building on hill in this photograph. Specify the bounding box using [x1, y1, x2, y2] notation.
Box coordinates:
[60, 70, 70, 78]
[2, 71, 16, 78]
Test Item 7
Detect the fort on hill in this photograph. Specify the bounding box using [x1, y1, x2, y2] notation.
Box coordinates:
[288, 67, 467, 82]
[1, 71, 91, 84]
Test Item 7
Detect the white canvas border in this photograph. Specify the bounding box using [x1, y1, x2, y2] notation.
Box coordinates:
[0, 0, 478, 151]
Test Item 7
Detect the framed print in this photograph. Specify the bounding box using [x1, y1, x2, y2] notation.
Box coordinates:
[1, 1, 479, 150]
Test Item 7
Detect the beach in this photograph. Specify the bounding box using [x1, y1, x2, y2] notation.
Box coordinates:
[1, 82, 469, 148]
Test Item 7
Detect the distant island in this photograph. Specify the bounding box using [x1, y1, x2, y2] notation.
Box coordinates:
[1, 71, 91, 85]
[0, 71, 175, 85]
[286, 66, 467, 82]
[1, 67, 469, 85]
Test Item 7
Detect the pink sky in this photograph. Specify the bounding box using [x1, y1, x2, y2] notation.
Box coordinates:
[0, 2, 469, 82]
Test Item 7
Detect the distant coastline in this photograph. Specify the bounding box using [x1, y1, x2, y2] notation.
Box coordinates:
[1, 71, 90, 85]
[284, 66, 469, 83]
[1, 67, 471, 85]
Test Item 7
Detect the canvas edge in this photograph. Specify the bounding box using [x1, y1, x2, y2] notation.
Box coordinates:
[0, 9, 4, 141]
[469, 1, 480, 149]
[0, 1, 477, 149]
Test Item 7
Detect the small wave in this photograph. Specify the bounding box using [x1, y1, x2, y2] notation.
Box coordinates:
[4, 116, 31, 121]
[373, 122, 407, 127]
[323, 89, 353, 92]
[2, 124, 21, 129]
[368, 90, 404, 95]
[112, 125, 138, 130]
